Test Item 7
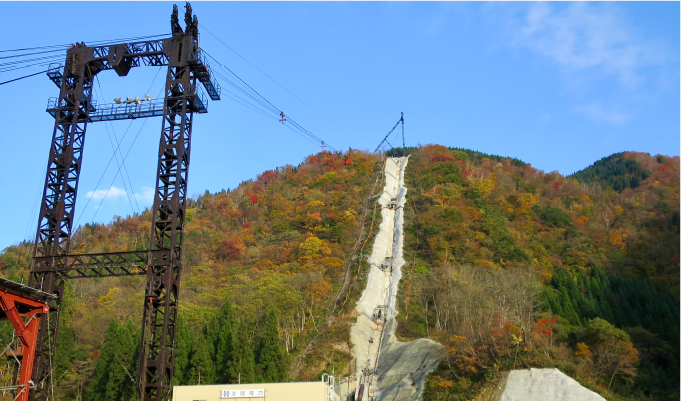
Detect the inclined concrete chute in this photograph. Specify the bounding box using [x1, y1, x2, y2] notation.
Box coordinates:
[501, 368, 606, 401]
[347, 156, 443, 401]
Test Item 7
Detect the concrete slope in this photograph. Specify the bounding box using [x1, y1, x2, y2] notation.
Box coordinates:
[501, 368, 606, 401]
[348, 156, 443, 401]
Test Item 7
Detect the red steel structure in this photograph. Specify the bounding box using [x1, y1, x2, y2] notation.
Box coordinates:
[0, 278, 56, 401]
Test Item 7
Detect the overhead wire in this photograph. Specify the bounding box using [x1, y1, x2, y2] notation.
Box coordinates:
[281, 121, 332, 149]
[0, 34, 170, 75]
[287, 117, 338, 152]
[0, 69, 49, 86]
[0, 33, 170, 89]
[0, 59, 61, 74]
[76, 118, 137, 229]
[14, 36, 167, 236]
[218, 86, 280, 122]
[75, 65, 163, 227]
[0, 54, 62, 68]
[199, 23, 351, 134]
[94, 75, 140, 215]
[89, 83, 165, 224]
[374, 115, 404, 152]
[211, 69, 337, 151]
[4, 31, 340, 151]
[211, 70, 279, 115]
[0, 33, 168, 53]
[204, 51, 279, 113]
[211, 70, 333, 150]
[0, 48, 66, 60]
[203, 50, 338, 151]
[17, 31, 340, 230]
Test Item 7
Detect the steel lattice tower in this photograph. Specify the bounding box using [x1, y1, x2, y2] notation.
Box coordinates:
[27, 4, 220, 400]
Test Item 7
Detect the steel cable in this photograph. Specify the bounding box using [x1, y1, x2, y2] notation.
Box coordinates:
[203, 50, 280, 113]
[0, 70, 49, 86]
[204, 50, 338, 151]
[0, 33, 168, 53]
[94, 76, 140, 215]
[211, 70, 280, 114]
[199, 23, 351, 134]
[75, 66, 163, 227]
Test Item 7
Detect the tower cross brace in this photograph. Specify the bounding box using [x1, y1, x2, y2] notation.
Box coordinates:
[25, 4, 220, 400]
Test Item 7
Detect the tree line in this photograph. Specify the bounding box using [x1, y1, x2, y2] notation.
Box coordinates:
[88, 299, 287, 400]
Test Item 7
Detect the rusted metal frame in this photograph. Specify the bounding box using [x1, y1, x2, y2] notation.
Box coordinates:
[29, 7, 214, 400]
[28, 51, 94, 401]
[87, 106, 167, 123]
[187, 53, 221, 101]
[33, 250, 152, 278]
[137, 33, 195, 400]
[88, 39, 170, 73]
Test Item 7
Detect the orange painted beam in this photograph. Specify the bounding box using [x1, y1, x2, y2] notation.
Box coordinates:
[0, 289, 50, 401]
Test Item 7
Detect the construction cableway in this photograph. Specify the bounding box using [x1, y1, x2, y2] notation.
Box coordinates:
[26, 4, 220, 400]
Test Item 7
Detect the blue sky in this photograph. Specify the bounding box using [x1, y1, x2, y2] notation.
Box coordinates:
[2, 2, 679, 250]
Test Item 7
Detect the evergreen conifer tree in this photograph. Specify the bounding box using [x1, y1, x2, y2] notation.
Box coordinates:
[109, 318, 138, 400]
[205, 297, 237, 382]
[88, 319, 118, 400]
[87, 318, 137, 400]
[255, 309, 287, 383]
[173, 313, 193, 385]
[228, 320, 256, 384]
[187, 330, 215, 385]
[53, 283, 87, 389]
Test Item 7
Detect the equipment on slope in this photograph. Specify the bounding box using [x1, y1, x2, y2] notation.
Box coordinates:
[374, 112, 405, 154]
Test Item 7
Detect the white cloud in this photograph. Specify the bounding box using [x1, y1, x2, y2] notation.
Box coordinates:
[514, 2, 666, 85]
[133, 187, 155, 204]
[86, 186, 127, 200]
[572, 103, 630, 125]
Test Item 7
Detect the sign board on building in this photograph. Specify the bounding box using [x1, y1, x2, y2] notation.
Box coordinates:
[221, 389, 265, 398]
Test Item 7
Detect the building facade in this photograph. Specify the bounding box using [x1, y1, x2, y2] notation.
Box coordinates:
[173, 381, 338, 401]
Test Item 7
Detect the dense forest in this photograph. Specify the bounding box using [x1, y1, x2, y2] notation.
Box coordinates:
[388, 146, 679, 400]
[0, 146, 678, 400]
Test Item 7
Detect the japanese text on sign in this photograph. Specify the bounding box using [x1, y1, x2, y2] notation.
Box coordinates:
[221, 389, 265, 398]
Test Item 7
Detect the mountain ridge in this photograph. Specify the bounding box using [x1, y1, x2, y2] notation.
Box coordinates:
[0, 146, 677, 400]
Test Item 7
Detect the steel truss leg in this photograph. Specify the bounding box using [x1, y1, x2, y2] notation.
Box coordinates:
[137, 64, 195, 401]
[28, 60, 93, 401]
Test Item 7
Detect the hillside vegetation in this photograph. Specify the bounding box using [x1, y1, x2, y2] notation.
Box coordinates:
[0, 146, 678, 401]
[388, 146, 679, 400]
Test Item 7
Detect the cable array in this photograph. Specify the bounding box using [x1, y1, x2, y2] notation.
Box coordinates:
[12, 30, 345, 234]
[75, 66, 165, 227]
[94, 75, 141, 215]
[200, 23, 351, 134]
[3, 30, 341, 151]
[374, 114, 405, 153]
[0, 33, 168, 83]
[203, 50, 338, 152]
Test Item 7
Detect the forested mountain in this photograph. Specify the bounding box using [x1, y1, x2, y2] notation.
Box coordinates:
[570, 152, 656, 192]
[0, 146, 678, 400]
[388, 146, 679, 400]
